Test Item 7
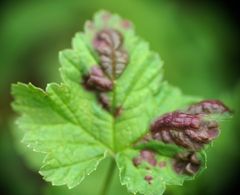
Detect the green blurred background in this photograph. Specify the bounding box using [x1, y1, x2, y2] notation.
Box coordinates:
[0, 0, 239, 195]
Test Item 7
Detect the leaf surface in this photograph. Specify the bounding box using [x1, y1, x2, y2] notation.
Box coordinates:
[12, 10, 206, 194]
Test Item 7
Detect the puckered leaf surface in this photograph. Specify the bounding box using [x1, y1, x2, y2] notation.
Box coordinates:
[116, 146, 206, 195]
[12, 10, 205, 194]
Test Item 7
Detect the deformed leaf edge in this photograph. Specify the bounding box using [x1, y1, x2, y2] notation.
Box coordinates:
[115, 147, 207, 195]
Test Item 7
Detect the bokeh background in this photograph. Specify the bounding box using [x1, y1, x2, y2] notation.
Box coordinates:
[0, 0, 239, 195]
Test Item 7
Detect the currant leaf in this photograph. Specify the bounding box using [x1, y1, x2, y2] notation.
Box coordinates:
[11, 10, 229, 195]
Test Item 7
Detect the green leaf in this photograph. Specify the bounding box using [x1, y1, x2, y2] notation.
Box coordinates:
[12, 10, 206, 194]
[12, 83, 109, 188]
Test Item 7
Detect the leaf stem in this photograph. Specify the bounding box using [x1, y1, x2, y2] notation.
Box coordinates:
[100, 158, 116, 195]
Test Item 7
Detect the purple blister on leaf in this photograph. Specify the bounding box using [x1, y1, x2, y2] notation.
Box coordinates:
[187, 100, 230, 115]
[173, 152, 201, 175]
[149, 99, 230, 150]
[85, 66, 112, 92]
[93, 29, 128, 79]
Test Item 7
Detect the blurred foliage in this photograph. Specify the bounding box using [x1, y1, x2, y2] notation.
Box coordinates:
[0, 0, 239, 195]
